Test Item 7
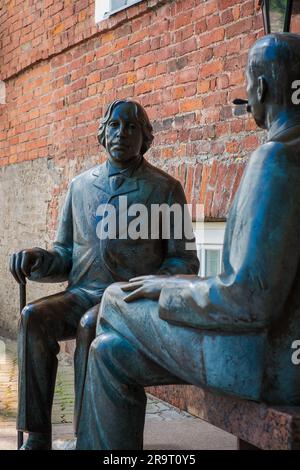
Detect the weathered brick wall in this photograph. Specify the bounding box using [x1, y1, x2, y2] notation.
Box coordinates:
[0, 0, 265, 336]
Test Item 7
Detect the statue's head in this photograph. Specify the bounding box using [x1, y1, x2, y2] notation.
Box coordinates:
[98, 100, 154, 166]
[247, 33, 300, 128]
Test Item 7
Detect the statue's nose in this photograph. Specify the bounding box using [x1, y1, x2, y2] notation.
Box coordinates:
[117, 123, 127, 137]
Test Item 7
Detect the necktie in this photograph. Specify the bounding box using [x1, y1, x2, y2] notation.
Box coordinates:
[110, 174, 125, 192]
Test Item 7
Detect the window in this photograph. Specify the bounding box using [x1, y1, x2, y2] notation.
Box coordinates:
[95, 0, 144, 22]
[193, 222, 226, 277]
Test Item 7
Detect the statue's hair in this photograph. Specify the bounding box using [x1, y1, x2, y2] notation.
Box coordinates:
[98, 100, 154, 155]
[248, 33, 300, 105]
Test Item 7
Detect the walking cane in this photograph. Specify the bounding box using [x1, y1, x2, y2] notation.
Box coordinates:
[17, 280, 26, 449]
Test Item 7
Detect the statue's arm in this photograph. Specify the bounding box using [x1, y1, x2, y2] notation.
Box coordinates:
[159, 144, 300, 331]
[28, 183, 74, 283]
[157, 181, 200, 275]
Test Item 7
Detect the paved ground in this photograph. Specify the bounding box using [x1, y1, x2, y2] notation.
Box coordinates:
[0, 336, 236, 450]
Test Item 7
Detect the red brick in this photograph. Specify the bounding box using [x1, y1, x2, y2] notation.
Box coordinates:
[195, 18, 207, 34]
[199, 165, 210, 205]
[230, 163, 246, 204]
[175, 12, 193, 30]
[240, 0, 255, 18]
[174, 24, 194, 42]
[243, 134, 260, 151]
[226, 17, 253, 38]
[230, 119, 245, 134]
[220, 9, 234, 25]
[160, 101, 180, 118]
[218, 0, 238, 9]
[180, 97, 203, 113]
[135, 54, 154, 69]
[203, 91, 227, 107]
[200, 59, 223, 78]
[200, 28, 225, 47]
[174, 37, 197, 55]
[135, 81, 153, 95]
[226, 140, 240, 154]
[176, 68, 198, 84]
[206, 14, 221, 30]
[192, 0, 217, 20]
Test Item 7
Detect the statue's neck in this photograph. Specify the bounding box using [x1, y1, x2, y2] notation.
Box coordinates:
[267, 108, 300, 141]
[107, 154, 142, 171]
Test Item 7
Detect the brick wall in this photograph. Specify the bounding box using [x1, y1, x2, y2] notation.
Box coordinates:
[0, 0, 265, 335]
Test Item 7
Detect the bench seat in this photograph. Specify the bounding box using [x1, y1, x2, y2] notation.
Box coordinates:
[147, 385, 300, 450]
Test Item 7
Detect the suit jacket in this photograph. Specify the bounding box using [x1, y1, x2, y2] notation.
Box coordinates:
[159, 120, 300, 404]
[29, 157, 199, 303]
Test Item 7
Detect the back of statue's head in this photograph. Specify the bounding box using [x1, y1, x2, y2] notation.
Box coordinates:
[249, 33, 300, 105]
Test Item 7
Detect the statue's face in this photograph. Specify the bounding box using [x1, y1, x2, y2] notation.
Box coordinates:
[105, 102, 143, 167]
[246, 65, 266, 129]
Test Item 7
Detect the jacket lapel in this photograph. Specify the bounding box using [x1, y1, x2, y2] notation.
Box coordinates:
[112, 176, 139, 196]
[92, 164, 110, 193]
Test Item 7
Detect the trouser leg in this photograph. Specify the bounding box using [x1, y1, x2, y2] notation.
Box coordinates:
[76, 283, 207, 450]
[76, 325, 185, 450]
[74, 304, 99, 434]
[18, 291, 94, 433]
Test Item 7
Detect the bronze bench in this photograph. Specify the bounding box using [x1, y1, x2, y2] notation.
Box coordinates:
[148, 385, 300, 450]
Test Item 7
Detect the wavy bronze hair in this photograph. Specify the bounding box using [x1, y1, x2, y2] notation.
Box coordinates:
[98, 99, 154, 156]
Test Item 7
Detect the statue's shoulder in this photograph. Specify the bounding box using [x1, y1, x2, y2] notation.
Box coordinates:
[69, 163, 105, 188]
[141, 160, 180, 188]
[249, 141, 300, 185]
[258, 140, 286, 155]
[253, 140, 295, 165]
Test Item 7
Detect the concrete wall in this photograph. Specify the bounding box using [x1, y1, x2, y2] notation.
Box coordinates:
[0, 154, 99, 337]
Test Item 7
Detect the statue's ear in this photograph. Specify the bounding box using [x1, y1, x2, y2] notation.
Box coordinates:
[257, 76, 267, 103]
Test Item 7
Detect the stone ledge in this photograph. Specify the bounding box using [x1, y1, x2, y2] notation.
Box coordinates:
[148, 384, 300, 450]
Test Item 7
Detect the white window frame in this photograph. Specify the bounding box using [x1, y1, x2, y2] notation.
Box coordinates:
[95, 0, 144, 23]
[199, 244, 223, 278]
[193, 222, 226, 277]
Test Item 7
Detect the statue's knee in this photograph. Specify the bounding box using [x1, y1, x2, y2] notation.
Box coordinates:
[20, 303, 40, 326]
[79, 305, 99, 331]
[90, 332, 128, 366]
[90, 334, 110, 356]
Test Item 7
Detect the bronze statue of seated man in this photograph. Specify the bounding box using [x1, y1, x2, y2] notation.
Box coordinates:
[76, 33, 300, 450]
[9, 100, 199, 450]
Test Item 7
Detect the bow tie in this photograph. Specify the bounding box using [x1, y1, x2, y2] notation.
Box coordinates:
[110, 174, 126, 192]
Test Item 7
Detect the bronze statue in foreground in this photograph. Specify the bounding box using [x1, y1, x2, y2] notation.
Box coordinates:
[77, 34, 300, 450]
[9, 100, 199, 450]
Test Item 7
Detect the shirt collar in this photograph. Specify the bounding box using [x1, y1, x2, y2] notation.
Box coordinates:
[267, 115, 300, 142]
